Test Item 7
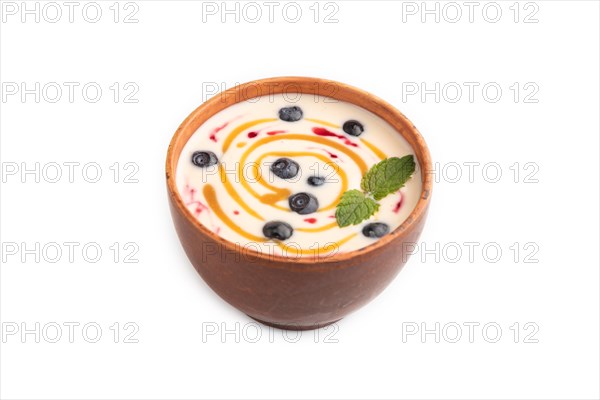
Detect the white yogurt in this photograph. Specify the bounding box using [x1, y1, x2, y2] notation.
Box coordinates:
[176, 94, 422, 258]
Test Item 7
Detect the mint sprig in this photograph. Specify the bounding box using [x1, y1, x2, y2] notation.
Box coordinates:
[361, 155, 416, 200]
[335, 190, 380, 227]
[335, 156, 416, 227]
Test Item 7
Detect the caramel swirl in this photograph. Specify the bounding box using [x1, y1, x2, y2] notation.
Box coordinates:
[182, 110, 395, 257]
[252, 151, 348, 212]
[222, 118, 277, 152]
[203, 184, 265, 242]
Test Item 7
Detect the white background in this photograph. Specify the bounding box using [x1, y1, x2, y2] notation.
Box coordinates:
[1, 1, 599, 399]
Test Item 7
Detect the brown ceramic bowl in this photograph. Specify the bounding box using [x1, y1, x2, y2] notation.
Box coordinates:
[166, 77, 432, 330]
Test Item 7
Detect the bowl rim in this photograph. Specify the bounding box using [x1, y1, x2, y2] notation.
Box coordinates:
[166, 76, 433, 266]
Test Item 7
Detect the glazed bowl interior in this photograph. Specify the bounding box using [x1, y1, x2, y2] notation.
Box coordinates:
[166, 76, 432, 265]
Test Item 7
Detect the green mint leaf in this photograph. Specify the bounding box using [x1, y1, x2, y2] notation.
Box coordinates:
[335, 189, 380, 227]
[360, 155, 416, 200]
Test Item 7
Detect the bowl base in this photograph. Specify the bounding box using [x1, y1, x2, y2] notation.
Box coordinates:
[248, 316, 342, 331]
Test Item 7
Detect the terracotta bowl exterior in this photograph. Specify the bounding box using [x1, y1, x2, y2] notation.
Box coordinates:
[166, 77, 432, 330]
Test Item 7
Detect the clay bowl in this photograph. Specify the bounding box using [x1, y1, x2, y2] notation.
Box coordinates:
[166, 77, 432, 330]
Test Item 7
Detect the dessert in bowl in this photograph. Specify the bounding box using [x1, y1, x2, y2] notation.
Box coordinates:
[166, 77, 432, 330]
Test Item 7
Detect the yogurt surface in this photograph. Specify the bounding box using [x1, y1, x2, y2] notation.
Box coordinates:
[176, 93, 422, 258]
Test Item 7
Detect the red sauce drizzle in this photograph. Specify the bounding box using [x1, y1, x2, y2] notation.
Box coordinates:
[311, 127, 358, 147]
[393, 192, 403, 213]
[247, 131, 258, 139]
[183, 183, 221, 232]
[187, 201, 207, 216]
[233, 210, 240, 215]
[267, 130, 287, 136]
[304, 218, 317, 224]
[184, 184, 208, 216]
[323, 149, 338, 158]
[209, 121, 230, 142]
[307, 146, 339, 159]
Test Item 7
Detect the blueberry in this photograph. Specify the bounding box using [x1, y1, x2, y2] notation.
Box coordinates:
[289, 192, 319, 215]
[307, 176, 325, 186]
[343, 120, 364, 137]
[263, 221, 293, 240]
[271, 158, 299, 179]
[191, 151, 218, 167]
[362, 222, 390, 238]
[278, 106, 303, 122]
